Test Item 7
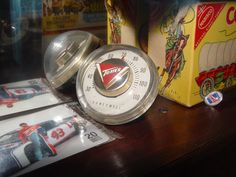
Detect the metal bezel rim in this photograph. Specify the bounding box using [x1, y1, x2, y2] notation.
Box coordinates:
[76, 44, 159, 125]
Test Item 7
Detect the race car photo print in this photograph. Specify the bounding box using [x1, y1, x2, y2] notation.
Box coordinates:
[0, 104, 110, 177]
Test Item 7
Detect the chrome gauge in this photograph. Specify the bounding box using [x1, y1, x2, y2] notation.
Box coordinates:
[76, 44, 159, 125]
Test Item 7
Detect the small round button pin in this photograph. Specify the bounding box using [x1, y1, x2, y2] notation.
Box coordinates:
[204, 91, 223, 106]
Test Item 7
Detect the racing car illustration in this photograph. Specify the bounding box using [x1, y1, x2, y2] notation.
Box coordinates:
[195, 40, 236, 97]
[0, 116, 84, 177]
[0, 84, 49, 108]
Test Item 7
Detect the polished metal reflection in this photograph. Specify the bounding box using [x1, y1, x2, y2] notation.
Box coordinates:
[55, 41, 84, 72]
[44, 30, 101, 88]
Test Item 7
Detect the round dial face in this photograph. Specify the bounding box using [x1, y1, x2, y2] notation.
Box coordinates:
[76, 45, 159, 125]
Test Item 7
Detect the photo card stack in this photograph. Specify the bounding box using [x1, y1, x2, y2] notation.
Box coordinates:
[0, 104, 112, 177]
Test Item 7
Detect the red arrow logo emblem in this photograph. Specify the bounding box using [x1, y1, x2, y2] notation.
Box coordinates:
[96, 63, 129, 89]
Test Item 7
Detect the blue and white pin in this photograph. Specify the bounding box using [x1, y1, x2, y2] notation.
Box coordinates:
[204, 91, 223, 106]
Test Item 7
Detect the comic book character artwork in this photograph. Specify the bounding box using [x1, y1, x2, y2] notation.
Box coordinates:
[105, 0, 121, 43]
[159, 5, 192, 94]
[51, 0, 64, 16]
[0, 84, 49, 108]
[43, 0, 52, 16]
[0, 116, 83, 177]
[43, 0, 89, 16]
[63, 0, 89, 15]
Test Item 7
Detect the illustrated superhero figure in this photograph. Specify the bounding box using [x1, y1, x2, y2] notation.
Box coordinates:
[18, 123, 57, 161]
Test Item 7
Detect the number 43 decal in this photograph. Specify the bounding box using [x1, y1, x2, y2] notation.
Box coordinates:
[51, 128, 65, 140]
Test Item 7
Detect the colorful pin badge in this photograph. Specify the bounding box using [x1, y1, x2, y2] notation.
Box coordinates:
[204, 91, 223, 106]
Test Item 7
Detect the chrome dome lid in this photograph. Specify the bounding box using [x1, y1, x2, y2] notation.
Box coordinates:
[44, 30, 101, 88]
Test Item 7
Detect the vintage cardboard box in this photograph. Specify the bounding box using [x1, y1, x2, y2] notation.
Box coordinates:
[148, 1, 236, 107]
[42, 0, 106, 33]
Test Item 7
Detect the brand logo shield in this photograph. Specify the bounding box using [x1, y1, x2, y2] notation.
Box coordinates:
[96, 62, 129, 89]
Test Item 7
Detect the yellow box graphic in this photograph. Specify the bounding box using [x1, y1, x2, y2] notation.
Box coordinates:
[148, 2, 236, 107]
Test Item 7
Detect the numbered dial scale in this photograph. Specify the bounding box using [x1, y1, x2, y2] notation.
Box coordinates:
[76, 44, 159, 125]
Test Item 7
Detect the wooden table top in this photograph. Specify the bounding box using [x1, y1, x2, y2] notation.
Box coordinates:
[16, 87, 235, 177]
